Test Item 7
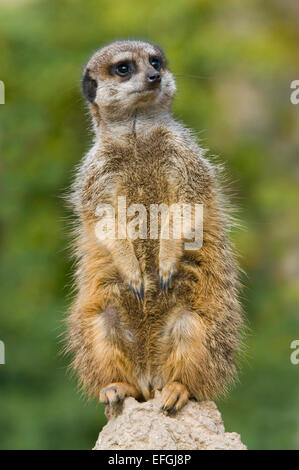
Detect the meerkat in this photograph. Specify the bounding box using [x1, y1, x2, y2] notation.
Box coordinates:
[66, 40, 243, 414]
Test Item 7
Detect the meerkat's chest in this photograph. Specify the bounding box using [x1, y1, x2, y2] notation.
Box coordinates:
[121, 155, 170, 206]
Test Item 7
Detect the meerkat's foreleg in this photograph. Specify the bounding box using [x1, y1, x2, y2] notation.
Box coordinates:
[158, 206, 184, 291]
[98, 237, 144, 300]
[159, 239, 182, 291]
[159, 202, 200, 291]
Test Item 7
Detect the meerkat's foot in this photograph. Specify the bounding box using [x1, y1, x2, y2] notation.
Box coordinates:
[99, 382, 140, 405]
[161, 381, 189, 414]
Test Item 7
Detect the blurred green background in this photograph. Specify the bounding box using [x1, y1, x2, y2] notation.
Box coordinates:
[0, 0, 298, 450]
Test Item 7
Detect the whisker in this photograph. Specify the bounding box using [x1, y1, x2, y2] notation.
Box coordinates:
[174, 73, 211, 80]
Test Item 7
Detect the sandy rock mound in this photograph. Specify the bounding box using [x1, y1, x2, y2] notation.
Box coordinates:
[94, 391, 246, 450]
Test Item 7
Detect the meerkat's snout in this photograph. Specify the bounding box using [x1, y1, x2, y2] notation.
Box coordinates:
[146, 71, 161, 84]
[145, 69, 161, 92]
[130, 60, 162, 95]
[144, 57, 162, 89]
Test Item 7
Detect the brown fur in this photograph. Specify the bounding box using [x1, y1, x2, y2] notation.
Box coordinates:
[66, 40, 243, 412]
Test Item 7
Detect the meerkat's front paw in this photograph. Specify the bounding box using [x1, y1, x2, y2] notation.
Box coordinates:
[126, 267, 144, 301]
[159, 239, 182, 292]
[161, 381, 189, 414]
[123, 260, 144, 301]
[159, 259, 176, 292]
[99, 382, 140, 405]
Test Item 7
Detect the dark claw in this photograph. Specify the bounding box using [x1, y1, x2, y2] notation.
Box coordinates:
[139, 283, 144, 300]
[167, 406, 177, 415]
[129, 283, 144, 301]
[129, 285, 136, 296]
[161, 404, 175, 415]
[159, 273, 173, 292]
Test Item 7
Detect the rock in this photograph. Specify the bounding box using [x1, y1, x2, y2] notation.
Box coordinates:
[93, 391, 247, 450]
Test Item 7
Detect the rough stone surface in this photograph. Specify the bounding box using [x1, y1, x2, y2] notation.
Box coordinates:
[93, 391, 247, 450]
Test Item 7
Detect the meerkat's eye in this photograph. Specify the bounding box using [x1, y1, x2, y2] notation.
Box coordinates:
[150, 56, 162, 71]
[114, 62, 133, 77]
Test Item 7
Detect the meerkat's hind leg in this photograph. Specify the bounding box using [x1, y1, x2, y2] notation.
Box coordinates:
[99, 382, 141, 405]
[161, 381, 189, 414]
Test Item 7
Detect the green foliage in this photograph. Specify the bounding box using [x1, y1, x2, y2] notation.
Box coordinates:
[0, 0, 298, 449]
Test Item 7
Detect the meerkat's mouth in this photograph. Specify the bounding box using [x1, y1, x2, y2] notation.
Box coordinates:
[130, 88, 159, 95]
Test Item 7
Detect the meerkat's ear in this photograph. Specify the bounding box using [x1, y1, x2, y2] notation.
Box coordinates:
[82, 69, 98, 103]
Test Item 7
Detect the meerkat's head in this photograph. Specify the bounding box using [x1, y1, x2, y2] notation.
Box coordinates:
[82, 40, 176, 124]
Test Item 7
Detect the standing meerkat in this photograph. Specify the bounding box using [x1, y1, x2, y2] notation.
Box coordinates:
[67, 40, 243, 413]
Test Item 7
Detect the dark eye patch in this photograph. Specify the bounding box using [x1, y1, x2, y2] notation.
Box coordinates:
[110, 61, 135, 78]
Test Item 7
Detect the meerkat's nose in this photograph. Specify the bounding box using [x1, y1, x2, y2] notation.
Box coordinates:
[146, 72, 161, 84]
